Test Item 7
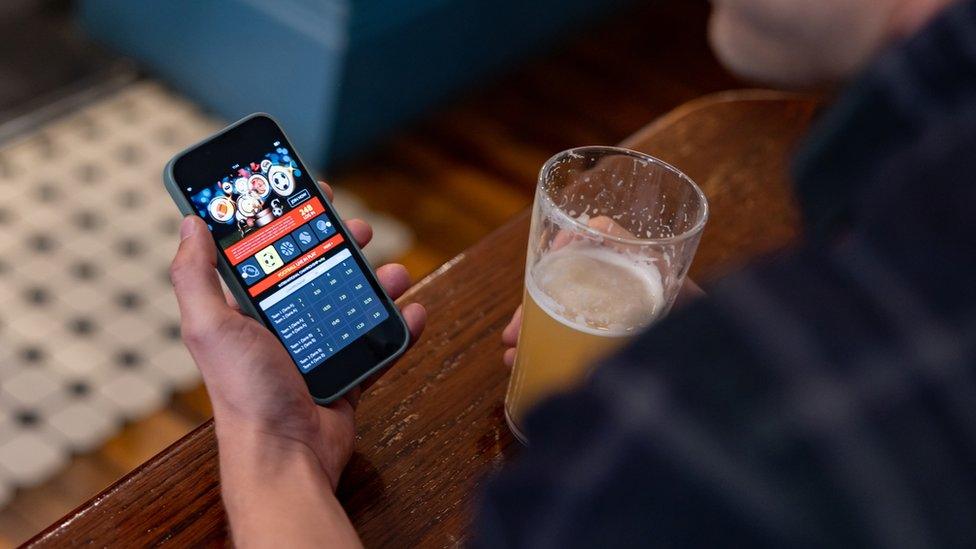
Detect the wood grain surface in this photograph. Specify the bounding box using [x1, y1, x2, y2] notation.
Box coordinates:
[27, 91, 818, 547]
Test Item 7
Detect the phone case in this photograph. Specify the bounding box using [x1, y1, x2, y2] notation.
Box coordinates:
[162, 113, 410, 405]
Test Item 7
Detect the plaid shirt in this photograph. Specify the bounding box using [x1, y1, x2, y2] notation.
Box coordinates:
[474, 1, 976, 547]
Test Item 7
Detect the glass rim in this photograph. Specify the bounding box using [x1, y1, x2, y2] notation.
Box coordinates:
[537, 145, 709, 246]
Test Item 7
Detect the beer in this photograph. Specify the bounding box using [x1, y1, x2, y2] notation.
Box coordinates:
[505, 242, 664, 439]
[504, 146, 707, 444]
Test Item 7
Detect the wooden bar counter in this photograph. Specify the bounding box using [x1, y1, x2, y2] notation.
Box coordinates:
[27, 91, 819, 547]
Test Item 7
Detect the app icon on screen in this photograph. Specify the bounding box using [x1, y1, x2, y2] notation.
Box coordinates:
[236, 257, 265, 286]
[292, 223, 318, 252]
[274, 235, 300, 260]
[268, 165, 295, 196]
[311, 214, 336, 240]
[256, 245, 284, 274]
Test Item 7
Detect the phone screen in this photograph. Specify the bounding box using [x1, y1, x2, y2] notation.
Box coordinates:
[186, 146, 390, 373]
[168, 116, 407, 398]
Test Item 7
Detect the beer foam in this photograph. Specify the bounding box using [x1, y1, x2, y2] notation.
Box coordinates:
[527, 242, 664, 336]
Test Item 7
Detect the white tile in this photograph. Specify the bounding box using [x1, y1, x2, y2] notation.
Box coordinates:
[47, 401, 118, 453]
[147, 344, 200, 391]
[98, 370, 168, 421]
[101, 310, 161, 345]
[102, 258, 157, 287]
[49, 340, 104, 376]
[0, 431, 67, 487]
[1, 368, 61, 406]
[148, 290, 181, 317]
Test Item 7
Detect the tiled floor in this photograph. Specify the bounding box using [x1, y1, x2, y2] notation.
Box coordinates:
[0, 83, 218, 504]
[0, 80, 412, 508]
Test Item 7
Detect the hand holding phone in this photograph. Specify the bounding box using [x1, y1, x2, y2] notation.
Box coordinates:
[169, 180, 426, 490]
[166, 114, 415, 405]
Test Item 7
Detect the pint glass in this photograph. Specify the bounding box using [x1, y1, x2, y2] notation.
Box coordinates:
[505, 146, 708, 443]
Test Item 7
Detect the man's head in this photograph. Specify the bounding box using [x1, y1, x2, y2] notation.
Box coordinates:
[709, 0, 957, 88]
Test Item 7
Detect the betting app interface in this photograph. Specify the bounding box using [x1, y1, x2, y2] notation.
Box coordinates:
[189, 144, 388, 373]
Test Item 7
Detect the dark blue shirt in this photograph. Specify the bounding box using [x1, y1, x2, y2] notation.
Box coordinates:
[475, 2, 976, 547]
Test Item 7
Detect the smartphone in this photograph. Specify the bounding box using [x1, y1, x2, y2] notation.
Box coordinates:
[164, 114, 409, 404]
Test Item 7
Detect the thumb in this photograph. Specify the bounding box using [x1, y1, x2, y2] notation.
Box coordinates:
[170, 216, 232, 343]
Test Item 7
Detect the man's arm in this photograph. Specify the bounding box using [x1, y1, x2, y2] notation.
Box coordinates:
[169, 181, 426, 548]
[217, 426, 361, 548]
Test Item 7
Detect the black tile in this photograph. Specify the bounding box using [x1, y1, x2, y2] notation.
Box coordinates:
[15, 409, 39, 427]
[20, 346, 43, 363]
[164, 321, 181, 341]
[118, 144, 142, 165]
[117, 238, 143, 257]
[24, 285, 48, 305]
[27, 232, 56, 252]
[155, 125, 179, 146]
[68, 380, 90, 397]
[71, 260, 98, 280]
[68, 316, 96, 336]
[158, 216, 181, 235]
[116, 349, 142, 368]
[72, 210, 102, 231]
[116, 291, 142, 310]
[119, 189, 142, 208]
[36, 181, 59, 202]
[77, 163, 101, 184]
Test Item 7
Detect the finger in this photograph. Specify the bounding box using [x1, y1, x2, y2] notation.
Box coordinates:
[552, 228, 576, 250]
[503, 347, 517, 368]
[317, 180, 334, 202]
[400, 302, 427, 344]
[588, 215, 635, 239]
[344, 218, 373, 248]
[502, 305, 522, 346]
[342, 385, 362, 410]
[376, 263, 411, 300]
[170, 217, 232, 339]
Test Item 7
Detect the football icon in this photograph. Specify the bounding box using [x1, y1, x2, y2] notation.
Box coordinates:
[268, 165, 295, 196]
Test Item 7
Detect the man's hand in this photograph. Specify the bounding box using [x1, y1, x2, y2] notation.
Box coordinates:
[170, 180, 425, 489]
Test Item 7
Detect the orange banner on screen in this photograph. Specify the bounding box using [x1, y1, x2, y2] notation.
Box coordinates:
[247, 234, 345, 297]
[227, 197, 324, 266]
